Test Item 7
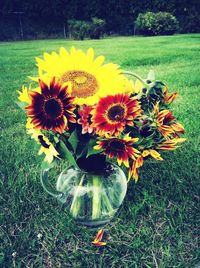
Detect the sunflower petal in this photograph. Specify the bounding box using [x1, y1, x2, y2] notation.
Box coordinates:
[92, 229, 107, 247]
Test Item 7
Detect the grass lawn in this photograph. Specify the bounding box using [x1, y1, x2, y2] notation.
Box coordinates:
[0, 34, 200, 267]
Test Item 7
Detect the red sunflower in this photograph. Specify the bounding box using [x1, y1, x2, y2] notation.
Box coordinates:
[92, 94, 141, 136]
[94, 135, 140, 167]
[26, 78, 76, 134]
[78, 105, 94, 134]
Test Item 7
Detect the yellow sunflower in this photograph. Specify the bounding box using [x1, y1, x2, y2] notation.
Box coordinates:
[33, 47, 132, 105]
[38, 135, 59, 163]
[26, 118, 59, 163]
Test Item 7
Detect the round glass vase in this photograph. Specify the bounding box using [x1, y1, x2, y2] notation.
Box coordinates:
[41, 163, 127, 227]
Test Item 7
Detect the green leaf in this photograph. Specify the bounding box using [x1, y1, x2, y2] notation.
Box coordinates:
[147, 70, 155, 82]
[54, 136, 59, 143]
[68, 129, 78, 152]
[86, 139, 103, 158]
[76, 142, 88, 159]
[15, 101, 27, 111]
[57, 140, 78, 168]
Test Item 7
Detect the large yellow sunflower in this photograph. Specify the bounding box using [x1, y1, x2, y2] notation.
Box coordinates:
[33, 47, 132, 105]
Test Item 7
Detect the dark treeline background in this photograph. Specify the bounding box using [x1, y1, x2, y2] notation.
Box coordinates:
[0, 0, 200, 40]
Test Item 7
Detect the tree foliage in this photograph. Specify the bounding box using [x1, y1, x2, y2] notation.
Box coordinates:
[68, 18, 106, 40]
[136, 12, 179, 36]
[0, 0, 199, 40]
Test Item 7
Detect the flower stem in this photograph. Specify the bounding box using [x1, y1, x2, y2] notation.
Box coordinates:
[101, 191, 114, 215]
[122, 71, 148, 88]
[92, 176, 101, 220]
[70, 174, 85, 218]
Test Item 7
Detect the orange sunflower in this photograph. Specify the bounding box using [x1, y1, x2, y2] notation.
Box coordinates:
[154, 103, 184, 138]
[92, 94, 141, 136]
[128, 149, 163, 182]
[163, 86, 177, 104]
[94, 135, 140, 167]
[157, 138, 186, 151]
[26, 78, 76, 134]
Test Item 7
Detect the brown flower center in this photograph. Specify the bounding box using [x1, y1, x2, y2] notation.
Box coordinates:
[109, 140, 125, 151]
[60, 70, 98, 99]
[38, 135, 50, 148]
[163, 113, 174, 125]
[44, 98, 63, 119]
[107, 104, 125, 121]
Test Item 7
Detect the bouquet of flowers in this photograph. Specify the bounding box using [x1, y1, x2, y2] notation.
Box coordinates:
[17, 47, 186, 225]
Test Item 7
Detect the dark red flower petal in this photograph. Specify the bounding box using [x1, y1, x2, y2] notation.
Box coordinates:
[26, 78, 76, 133]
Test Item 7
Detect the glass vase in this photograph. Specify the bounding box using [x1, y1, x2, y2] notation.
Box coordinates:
[41, 162, 127, 227]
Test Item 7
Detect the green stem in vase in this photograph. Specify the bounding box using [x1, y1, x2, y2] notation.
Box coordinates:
[92, 175, 101, 220]
[70, 174, 85, 218]
[101, 191, 114, 215]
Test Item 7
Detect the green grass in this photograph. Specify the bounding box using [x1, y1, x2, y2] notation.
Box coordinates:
[0, 34, 200, 267]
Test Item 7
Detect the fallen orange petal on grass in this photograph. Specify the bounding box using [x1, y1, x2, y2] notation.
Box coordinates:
[92, 229, 107, 246]
[92, 241, 107, 246]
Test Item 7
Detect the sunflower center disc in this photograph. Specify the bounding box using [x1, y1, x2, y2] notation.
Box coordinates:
[60, 70, 98, 98]
[38, 135, 50, 148]
[163, 113, 174, 125]
[109, 140, 125, 151]
[74, 76, 87, 84]
[108, 105, 125, 121]
[44, 98, 62, 119]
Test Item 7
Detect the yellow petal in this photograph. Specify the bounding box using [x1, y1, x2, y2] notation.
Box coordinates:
[149, 149, 163, 160]
[142, 150, 150, 157]
[134, 79, 143, 93]
[94, 145, 101, 150]
[123, 159, 129, 168]
[117, 158, 122, 166]
[60, 47, 69, 58]
[17, 86, 31, 104]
